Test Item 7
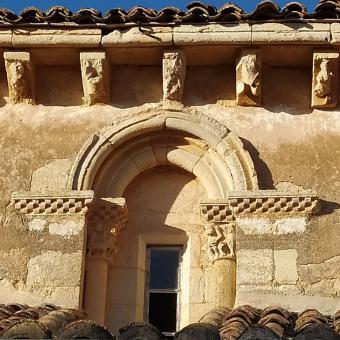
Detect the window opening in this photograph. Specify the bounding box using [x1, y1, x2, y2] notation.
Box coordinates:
[145, 246, 182, 339]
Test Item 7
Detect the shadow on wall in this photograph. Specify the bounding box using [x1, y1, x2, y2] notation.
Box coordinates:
[262, 65, 313, 115]
[240, 138, 275, 190]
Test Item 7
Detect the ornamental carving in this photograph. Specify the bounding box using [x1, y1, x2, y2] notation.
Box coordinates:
[236, 50, 262, 107]
[4, 51, 35, 104]
[204, 222, 235, 262]
[12, 191, 94, 215]
[312, 52, 339, 109]
[163, 49, 186, 102]
[86, 198, 128, 264]
[80, 52, 110, 105]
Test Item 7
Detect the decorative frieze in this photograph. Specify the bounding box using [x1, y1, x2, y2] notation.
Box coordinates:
[201, 190, 319, 262]
[312, 51, 339, 109]
[163, 49, 186, 102]
[4, 51, 35, 104]
[236, 49, 262, 106]
[228, 191, 320, 215]
[12, 191, 94, 215]
[80, 51, 110, 106]
[86, 198, 128, 264]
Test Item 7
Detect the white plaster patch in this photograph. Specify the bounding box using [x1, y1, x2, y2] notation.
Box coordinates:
[274, 249, 298, 285]
[237, 217, 306, 235]
[28, 219, 47, 232]
[274, 218, 306, 234]
[48, 221, 82, 238]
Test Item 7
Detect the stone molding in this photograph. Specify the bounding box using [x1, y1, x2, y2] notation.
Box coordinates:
[163, 49, 186, 102]
[80, 51, 110, 106]
[200, 190, 319, 262]
[86, 198, 128, 264]
[4, 51, 35, 104]
[12, 191, 94, 215]
[312, 51, 339, 109]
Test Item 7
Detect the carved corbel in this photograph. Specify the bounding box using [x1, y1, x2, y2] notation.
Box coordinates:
[163, 49, 186, 102]
[236, 49, 262, 106]
[86, 197, 128, 265]
[312, 52, 339, 109]
[80, 52, 110, 106]
[4, 51, 35, 104]
[200, 203, 236, 262]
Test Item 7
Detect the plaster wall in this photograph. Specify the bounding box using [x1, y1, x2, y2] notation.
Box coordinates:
[0, 43, 339, 323]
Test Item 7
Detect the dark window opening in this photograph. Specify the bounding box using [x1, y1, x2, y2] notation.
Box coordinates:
[146, 246, 182, 339]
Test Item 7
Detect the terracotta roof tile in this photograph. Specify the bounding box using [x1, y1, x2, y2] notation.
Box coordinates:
[0, 1, 339, 25]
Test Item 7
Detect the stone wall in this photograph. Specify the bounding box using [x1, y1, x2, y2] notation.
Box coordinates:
[0, 27, 339, 332]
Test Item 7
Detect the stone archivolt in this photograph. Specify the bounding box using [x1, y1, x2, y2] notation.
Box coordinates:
[12, 191, 94, 215]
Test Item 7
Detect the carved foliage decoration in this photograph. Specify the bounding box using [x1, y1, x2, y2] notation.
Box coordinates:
[312, 52, 339, 109]
[86, 198, 128, 264]
[4, 51, 35, 104]
[163, 49, 186, 101]
[236, 50, 262, 107]
[80, 52, 110, 106]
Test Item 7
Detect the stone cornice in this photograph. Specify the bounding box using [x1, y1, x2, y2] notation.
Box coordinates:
[201, 190, 320, 222]
[0, 22, 340, 48]
[12, 191, 94, 215]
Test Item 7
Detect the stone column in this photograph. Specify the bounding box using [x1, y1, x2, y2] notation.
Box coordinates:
[200, 203, 236, 308]
[84, 197, 128, 324]
[4, 51, 35, 104]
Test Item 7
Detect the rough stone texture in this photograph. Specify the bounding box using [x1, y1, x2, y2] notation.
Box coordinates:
[237, 249, 274, 286]
[163, 49, 186, 102]
[274, 249, 298, 285]
[4, 51, 35, 104]
[312, 52, 339, 108]
[80, 52, 110, 105]
[0, 30, 339, 334]
[236, 50, 261, 106]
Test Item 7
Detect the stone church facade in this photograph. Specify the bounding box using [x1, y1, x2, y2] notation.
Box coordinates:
[0, 1, 339, 335]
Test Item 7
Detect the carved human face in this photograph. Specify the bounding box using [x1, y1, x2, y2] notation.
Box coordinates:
[204, 223, 216, 236]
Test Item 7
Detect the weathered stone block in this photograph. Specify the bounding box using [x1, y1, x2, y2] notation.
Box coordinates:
[237, 249, 273, 285]
[274, 249, 298, 285]
[312, 52, 339, 109]
[4, 51, 35, 104]
[236, 50, 262, 107]
[80, 51, 110, 106]
[163, 49, 186, 102]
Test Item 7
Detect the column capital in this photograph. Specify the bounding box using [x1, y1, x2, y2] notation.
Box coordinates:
[86, 197, 128, 265]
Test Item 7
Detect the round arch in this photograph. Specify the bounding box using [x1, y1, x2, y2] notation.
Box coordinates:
[69, 111, 258, 198]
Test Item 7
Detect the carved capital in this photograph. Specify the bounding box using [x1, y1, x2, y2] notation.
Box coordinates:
[86, 197, 128, 264]
[236, 49, 262, 107]
[4, 51, 35, 104]
[80, 51, 110, 106]
[163, 49, 186, 102]
[204, 222, 235, 262]
[312, 51, 339, 109]
[12, 191, 94, 215]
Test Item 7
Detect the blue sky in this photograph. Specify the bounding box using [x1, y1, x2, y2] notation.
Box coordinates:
[0, 0, 320, 13]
